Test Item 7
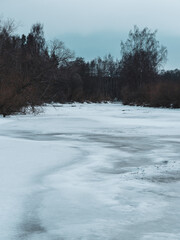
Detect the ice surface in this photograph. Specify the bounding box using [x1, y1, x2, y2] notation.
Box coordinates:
[0, 103, 180, 240]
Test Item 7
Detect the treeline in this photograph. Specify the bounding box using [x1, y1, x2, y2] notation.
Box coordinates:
[0, 19, 180, 116]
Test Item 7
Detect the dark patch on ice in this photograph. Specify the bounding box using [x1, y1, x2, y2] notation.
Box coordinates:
[144, 189, 179, 199]
[19, 218, 46, 239]
[150, 175, 180, 183]
[16, 189, 48, 240]
[98, 168, 129, 174]
[85, 134, 162, 152]
[162, 160, 168, 164]
[0, 129, 76, 141]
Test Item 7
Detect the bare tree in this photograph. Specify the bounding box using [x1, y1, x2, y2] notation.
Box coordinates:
[50, 39, 74, 67]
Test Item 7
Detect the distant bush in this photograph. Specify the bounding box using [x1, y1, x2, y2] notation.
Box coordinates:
[149, 81, 180, 108]
[121, 81, 180, 108]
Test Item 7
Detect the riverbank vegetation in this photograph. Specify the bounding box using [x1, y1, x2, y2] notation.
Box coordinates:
[0, 18, 180, 116]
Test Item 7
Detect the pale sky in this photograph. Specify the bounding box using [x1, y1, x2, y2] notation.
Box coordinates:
[1, 0, 180, 69]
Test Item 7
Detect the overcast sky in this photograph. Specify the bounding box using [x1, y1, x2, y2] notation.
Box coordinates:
[1, 0, 180, 69]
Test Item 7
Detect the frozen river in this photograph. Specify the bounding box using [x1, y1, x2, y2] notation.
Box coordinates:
[0, 103, 180, 240]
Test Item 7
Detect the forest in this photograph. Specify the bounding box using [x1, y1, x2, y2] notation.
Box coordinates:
[0, 18, 180, 116]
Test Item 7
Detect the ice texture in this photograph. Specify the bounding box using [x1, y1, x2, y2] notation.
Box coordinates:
[0, 103, 180, 240]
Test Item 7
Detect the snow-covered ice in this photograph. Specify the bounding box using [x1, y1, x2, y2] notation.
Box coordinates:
[0, 103, 180, 240]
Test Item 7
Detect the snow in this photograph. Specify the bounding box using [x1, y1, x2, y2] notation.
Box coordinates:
[0, 103, 180, 240]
